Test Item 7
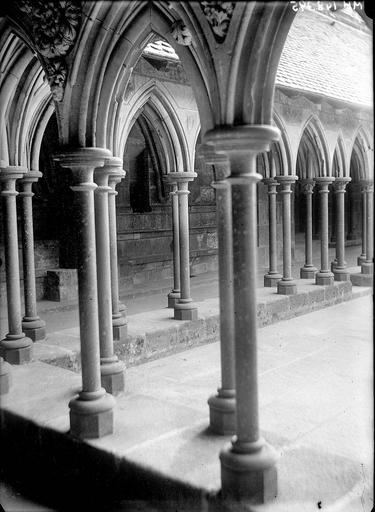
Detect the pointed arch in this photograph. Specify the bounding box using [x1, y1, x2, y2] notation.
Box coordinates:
[331, 132, 348, 178]
[296, 115, 331, 178]
[348, 125, 373, 181]
[272, 110, 293, 176]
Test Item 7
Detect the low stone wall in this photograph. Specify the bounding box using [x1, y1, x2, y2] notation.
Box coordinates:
[33, 279, 370, 372]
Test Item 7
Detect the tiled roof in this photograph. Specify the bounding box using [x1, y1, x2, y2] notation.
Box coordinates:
[276, 9, 373, 107]
[143, 40, 179, 61]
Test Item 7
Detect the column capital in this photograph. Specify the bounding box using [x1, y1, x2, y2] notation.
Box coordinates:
[360, 180, 374, 193]
[54, 147, 112, 184]
[18, 170, 43, 197]
[197, 145, 230, 182]
[0, 167, 28, 195]
[314, 176, 335, 192]
[204, 125, 280, 156]
[333, 176, 351, 192]
[95, 157, 123, 188]
[275, 175, 298, 193]
[299, 178, 315, 195]
[168, 171, 197, 184]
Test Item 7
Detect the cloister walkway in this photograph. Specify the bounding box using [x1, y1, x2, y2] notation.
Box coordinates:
[1, 294, 373, 511]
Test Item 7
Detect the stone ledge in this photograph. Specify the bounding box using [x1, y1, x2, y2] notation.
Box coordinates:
[32, 280, 370, 372]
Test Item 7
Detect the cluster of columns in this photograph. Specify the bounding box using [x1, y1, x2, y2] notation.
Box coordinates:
[0, 166, 45, 370]
[165, 172, 198, 321]
[53, 149, 128, 438]
[263, 173, 373, 290]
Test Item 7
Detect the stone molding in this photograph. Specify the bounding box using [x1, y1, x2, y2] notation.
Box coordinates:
[16, 0, 81, 102]
[200, 1, 235, 43]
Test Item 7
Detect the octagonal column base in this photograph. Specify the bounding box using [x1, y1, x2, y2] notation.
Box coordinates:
[357, 255, 366, 266]
[333, 268, 350, 281]
[168, 291, 181, 308]
[220, 441, 278, 503]
[315, 272, 334, 286]
[277, 279, 297, 295]
[361, 261, 373, 275]
[100, 359, 126, 396]
[112, 314, 127, 341]
[0, 358, 12, 394]
[22, 317, 46, 341]
[69, 390, 115, 439]
[0, 335, 33, 364]
[174, 301, 198, 321]
[300, 266, 317, 279]
[264, 273, 282, 287]
[208, 390, 236, 435]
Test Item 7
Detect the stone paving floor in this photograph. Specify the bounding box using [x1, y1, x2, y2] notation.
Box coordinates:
[1, 295, 373, 511]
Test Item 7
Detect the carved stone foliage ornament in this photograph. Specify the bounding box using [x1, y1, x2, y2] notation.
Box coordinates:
[16, 0, 81, 101]
[170, 20, 192, 46]
[200, 1, 235, 43]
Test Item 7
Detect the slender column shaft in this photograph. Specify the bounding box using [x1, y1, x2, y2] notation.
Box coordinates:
[333, 178, 351, 281]
[108, 171, 127, 340]
[315, 177, 335, 285]
[0, 167, 32, 364]
[361, 190, 367, 259]
[300, 180, 317, 279]
[165, 179, 180, 308]
[204, 151, 236, 435]
[171, 184, 181, 293]
[361, 181, 374, 274]
[19, 171, 46, 341]
[263, 179, 282, 287]
[173, 172, 198, 321]
[205, 125, 279, 504]
[55, 149, 115, 439]
[276, 176, 297, 294]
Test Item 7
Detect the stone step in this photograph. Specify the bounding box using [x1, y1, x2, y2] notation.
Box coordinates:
[348, 267, 374, 287]
[32, 280, 371, 373]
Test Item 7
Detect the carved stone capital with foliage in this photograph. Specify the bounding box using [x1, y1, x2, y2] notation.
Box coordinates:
[200, 1, 235, 43]
[16, 0, 81, 101]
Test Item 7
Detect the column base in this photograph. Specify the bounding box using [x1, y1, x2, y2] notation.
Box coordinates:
[277, 279, 297, 295]
[330, 260, 338, 272]
[361, 261, 373, 275]
[112, 314, 127, 341]
[315, 272, 334, 286]
[100, 359, 126, 396]
[208, 390, 236, 435]
[69, 389, 116, 439]
[357, 255, 366, 266]
[220, 439, 278, 503]
[0, 335, 33, 364]
[168, 291, 181, 308]
[0, 358, 12, 395]
[333, 268, 351, 281]
[264, 273, 282, 287]
[119, 302, 127, 314]
[22, 317, 46, 342]
[174, 301, 198, 321]
[300, 266, 318, 279]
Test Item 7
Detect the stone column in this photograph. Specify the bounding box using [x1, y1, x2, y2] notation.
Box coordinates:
[200, 147, 235, 435]
[275, 175, 298, 295]
[0, 167, 33, 364]
[108, 170, 127, 341]
[357, 187, 367, 265]
[18, 171, 46, 341]
[263, 178, 282, 286]
[95, 157, 126, 395]
[0, 357, 12, 394]
[173, 171, 198, 321]
[314, 177, 335, 286]
[361, 181, 374, 274]
[300, 179, 318, 278]
[205, 125, 279, 503]
[55, 148, 115, 439]
[333, 177, 351, 281]
[164, 177, 180, 308]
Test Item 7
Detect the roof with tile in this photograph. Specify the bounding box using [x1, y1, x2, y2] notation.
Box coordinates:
[276, 8, 373, 107]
